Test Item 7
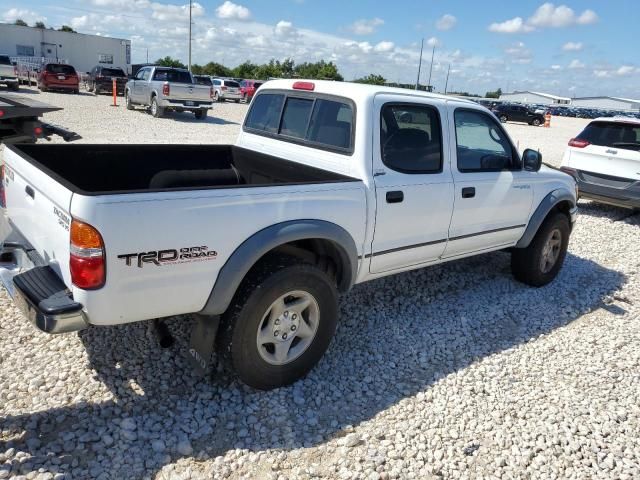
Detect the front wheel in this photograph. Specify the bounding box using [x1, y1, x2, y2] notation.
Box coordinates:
[125, 91, 133, 110]
[511, 212, 570, 287]
[219, 256, 339, 390]
[532, 118, 541, 126]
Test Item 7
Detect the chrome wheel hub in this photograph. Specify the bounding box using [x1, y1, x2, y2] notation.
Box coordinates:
[256, 290, 319, 366]
[540, 228, 562, 274]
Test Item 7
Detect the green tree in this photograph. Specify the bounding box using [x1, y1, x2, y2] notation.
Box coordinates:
[485, 87, 503, 99]
[294, 60, 343, 81]
[191, 64, 204, 75]
[232, 61, 258, 79]
[353, 74, 386, 85]
[154, 56, 187, 69]
[201, 62, 232, 77]
[14, 19, 28, 26]
[58, 25, 76, 33]
[34, 21, 46, 28]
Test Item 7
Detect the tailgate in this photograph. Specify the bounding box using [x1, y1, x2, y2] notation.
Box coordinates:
[170, 84, 211, 101]
[3, 145, 73, 286]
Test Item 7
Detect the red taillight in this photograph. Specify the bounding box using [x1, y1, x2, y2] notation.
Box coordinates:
[568, 138, 590, 148]
[162, 83, 170, 96]
[34, 126, 43, 136]
[293, 81, 315, 91]
[210, 86, 214, 99]
[0, 165, 6, 209]
[221, 86, 227, 91]
[0, 109, 4, 117]
[70, 219, 105, 289]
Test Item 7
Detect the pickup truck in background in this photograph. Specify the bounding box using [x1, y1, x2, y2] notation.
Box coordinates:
[0, 55, 19, 91]
[86, 65, 128, 96]
[0, 80, 577, 390]
[124, 66, 214, 119]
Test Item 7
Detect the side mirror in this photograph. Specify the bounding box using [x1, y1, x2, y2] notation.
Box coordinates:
[522, 148, 542, 172]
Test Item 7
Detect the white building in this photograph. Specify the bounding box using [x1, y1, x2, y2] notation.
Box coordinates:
[571, 96, 640, 112]
[499, 91, 571, 105]
[0, 23, 131, 74]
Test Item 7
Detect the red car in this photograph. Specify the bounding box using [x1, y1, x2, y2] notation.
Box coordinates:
[38, 64, 80, 94]
[239, 79, 263, 102]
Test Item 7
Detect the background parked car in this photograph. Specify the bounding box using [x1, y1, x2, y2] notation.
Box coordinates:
[0, 54, 19, 91]
[193, 75, 213, 86]
[239, 79, 263, 102]
[212, 78, 242, 102]
[86, 66, 127, 95]
[492, 104, 545, 126]
[38, 64, 79, 94]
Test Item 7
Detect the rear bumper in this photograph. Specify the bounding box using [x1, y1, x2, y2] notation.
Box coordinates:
[0, 77, 19, 84]
[95, 79, 127, 92]
[219, 92, 242, 100]
[160, 98, 213, 109]
[43, 83, 79, 90]
[0, 217, 88, 334]
[576, 175, 640, 210]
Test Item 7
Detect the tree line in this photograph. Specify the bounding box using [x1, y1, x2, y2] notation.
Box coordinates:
[13, 19, 76, 32]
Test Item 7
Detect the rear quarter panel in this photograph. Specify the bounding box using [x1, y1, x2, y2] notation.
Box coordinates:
[71, 182, 367, 325]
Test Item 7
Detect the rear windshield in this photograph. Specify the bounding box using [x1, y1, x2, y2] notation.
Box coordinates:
[0, 55, 11, 65]
[46, 64, 76, 74]
[194, 76, 213, 86]
[153, 69, 192, 83]
[224, 80, 240, 88]
[577, 121, 640, 150]
[101, 68, 126, 77]
[245, 92, 354, 153]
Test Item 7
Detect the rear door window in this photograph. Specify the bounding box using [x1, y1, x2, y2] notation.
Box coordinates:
[225, 80, 240, 88]
[244, 92, 354, 153]
[153, 69, 192, 83]
[102, 68, 125, 77]
[577, 121, 640, 150]
[46, 64, 76, 74]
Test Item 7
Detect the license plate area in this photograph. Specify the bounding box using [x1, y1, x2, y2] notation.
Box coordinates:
[185, 101, 195, 106]
[58, 75, 66, 80]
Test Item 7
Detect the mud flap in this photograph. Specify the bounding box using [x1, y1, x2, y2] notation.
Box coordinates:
[187, 314, 220, 376]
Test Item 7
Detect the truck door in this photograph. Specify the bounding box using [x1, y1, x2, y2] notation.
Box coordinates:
[132, 68, 147, 101]
[369, 95, 454, 273]
[443, 106, 533, 258]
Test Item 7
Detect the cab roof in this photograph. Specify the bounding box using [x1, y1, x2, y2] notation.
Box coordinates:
[259, 79, 477, 106]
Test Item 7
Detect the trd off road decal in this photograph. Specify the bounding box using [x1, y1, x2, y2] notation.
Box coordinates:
[118, 246, 217, 268]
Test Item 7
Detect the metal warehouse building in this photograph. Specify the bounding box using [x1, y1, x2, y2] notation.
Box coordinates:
[571, 96, 640, 112]
[0, 23, 131, 75]
[499, 91, 570, 105]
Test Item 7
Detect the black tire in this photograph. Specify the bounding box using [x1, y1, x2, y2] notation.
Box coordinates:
[499, 115, 508, 123]
[125, 90, 134, 110]
[532, 118, 541, 126]
[150, 96, 164, 118]
[214, 92, 220, 102]
[194, 109, 207, 119]
[511, 212, 570, 287]
[8, 83, 19, 91]
[219, 255, 339, 390]
[234, 99, 240, 103]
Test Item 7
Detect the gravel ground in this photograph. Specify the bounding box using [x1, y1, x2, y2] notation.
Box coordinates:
[1, 87, 639, 480]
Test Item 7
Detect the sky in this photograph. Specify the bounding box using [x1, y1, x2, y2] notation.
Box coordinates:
[2, 0, 639, 98]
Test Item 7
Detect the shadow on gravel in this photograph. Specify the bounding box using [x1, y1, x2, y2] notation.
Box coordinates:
[0, 251, 626, 479]
[162, 112, 239, 125]
[577, 200, 640, 222]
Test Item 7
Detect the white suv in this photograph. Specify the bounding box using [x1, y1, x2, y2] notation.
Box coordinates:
[561, 117, 640, 209]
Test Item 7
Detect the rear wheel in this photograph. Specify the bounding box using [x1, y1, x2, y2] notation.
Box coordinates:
[219, 255, 339, 390]
[214, 92, 220, 102]
[511, 212, 570, 287]
[194, 109, 207, 120]
[125, 90, 133, 110]
[532, 118, 541, 126]
[499, 115, 508, 123]
[150, 96, 164, 118]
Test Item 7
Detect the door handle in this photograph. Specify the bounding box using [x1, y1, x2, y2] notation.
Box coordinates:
[386, 191, 404, 203]
[461, 187, 475, 198]
[25, 185, 35, 199]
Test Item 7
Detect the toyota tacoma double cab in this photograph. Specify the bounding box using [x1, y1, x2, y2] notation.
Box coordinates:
[124, 66, 214, 119]
[0, 80, 577, 390]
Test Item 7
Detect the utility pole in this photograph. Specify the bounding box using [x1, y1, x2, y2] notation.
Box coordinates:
[146, 48, 149, 63]
[415, 38, 424, 90]
[427, 45, 435, 91]
[444, 63, 451, 94]
[188, 0, 192, 72]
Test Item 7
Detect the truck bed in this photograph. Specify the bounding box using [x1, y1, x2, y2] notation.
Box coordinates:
[8, 144, 358, 195]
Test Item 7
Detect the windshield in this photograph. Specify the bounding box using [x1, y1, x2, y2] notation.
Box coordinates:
[101, 68, 126, 77]
[224, 80, 240, 88]
[578, 121, 640, 150]
[46, 64, 76, 74]
[152, 69, 192, 83]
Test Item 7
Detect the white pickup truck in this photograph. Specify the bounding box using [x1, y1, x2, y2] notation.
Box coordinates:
[0, 80, 577, 390]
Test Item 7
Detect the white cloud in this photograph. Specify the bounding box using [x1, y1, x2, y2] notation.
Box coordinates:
[274, 20, 298, 37]
[70, 15, 89, 28]
[436, 14, 457, 31]
[151, 2, 204, 21]
[245, 35, 267, 47]
[569, 59, 585, 69]
[426, 37, 441, 47]
[488, 17, 534, 34]
[489, 3, 598, 34]
[577, 9, 598, 25]
[216, 1, 250, 20]
[348, 18, 384, 35]
[616, 66, 636, 76]
[551, 65, 562, 70]
[593, 70, 610, 78]
[504, 41, 532, 64]
[562, 42, 583, 52]
[374, 41, 395, 53]
[2, 8, 47, 24]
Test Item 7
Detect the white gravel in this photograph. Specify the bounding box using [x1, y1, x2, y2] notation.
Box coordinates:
[1, 86, 639, 480]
